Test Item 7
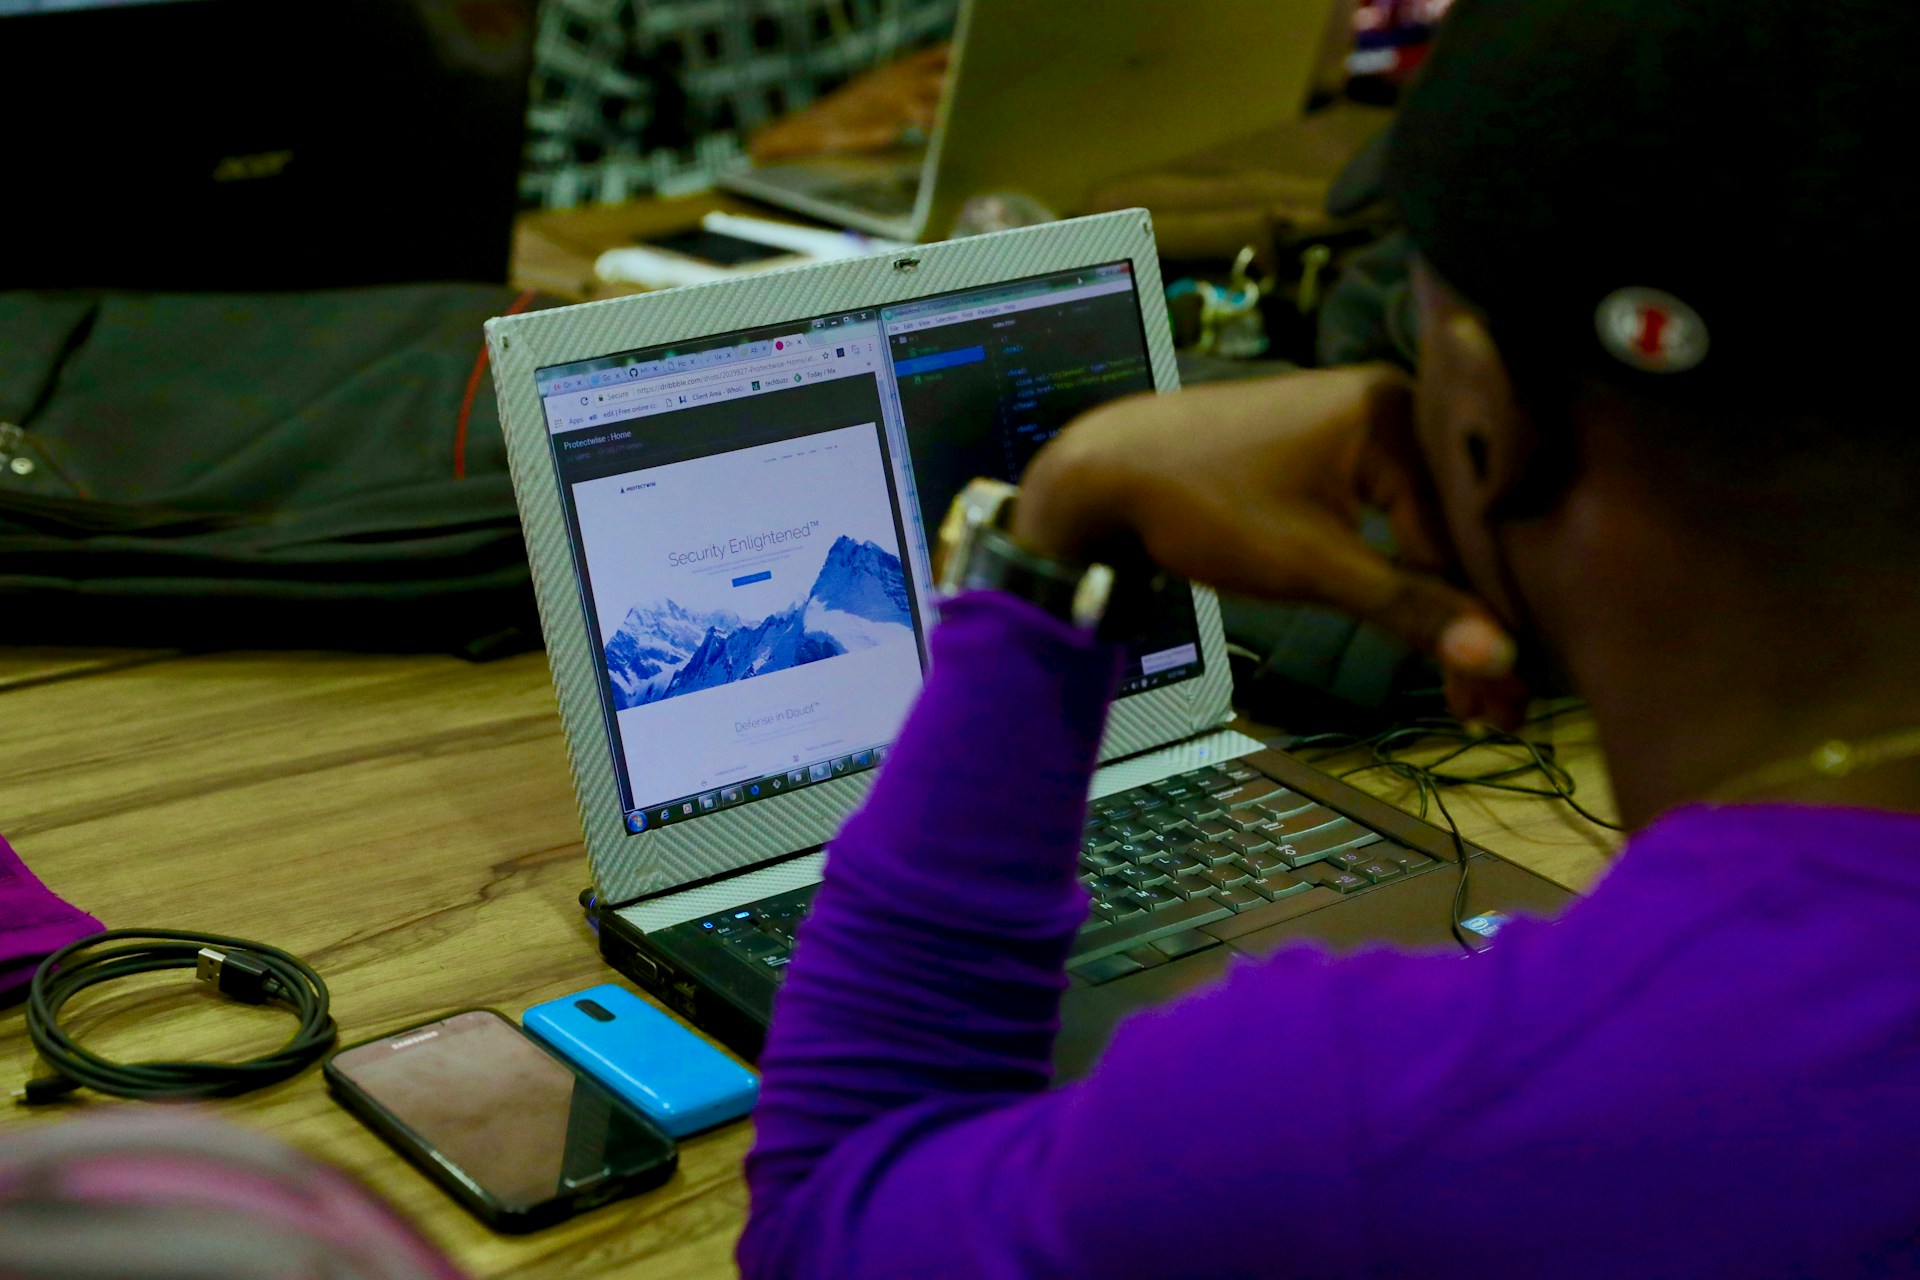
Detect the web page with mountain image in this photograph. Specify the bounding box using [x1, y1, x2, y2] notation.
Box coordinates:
[547, 365, 926, 833]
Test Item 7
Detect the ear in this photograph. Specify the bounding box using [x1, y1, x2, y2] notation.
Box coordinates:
[1410, 262, 1538, 525]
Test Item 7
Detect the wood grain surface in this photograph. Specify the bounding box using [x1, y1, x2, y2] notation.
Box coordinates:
[0, 644, 1620, 1279]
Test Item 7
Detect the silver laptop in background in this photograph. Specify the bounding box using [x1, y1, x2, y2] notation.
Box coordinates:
[718, 0, 1346, 242]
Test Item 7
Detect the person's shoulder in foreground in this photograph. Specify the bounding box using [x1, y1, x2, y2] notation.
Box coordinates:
[740, 0, 1920, 1275]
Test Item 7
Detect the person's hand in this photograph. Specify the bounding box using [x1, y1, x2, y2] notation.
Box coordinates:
[747, 44, 950, 163]
[1011, 366, 1527, 727]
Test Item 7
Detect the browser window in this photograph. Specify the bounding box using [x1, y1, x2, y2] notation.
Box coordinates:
[541, 316, 923, 835]
[537, 263, 1204, 836]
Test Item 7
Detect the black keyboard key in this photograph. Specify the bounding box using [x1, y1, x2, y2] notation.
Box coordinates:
[1253, 792, 1316, 819]
[1193, 819, 1236, 843]
[1200, 865, 1251, 891]
[1209, 778, 1285, 809]
[1150, 928, 1220, 960]
[1132, 886, 1184, 911]
[1151, 781, 1199, 802]
[1110, 821, 1153, 842]
[1083, 833, 1120, 856]
[1321, 869, 1369, 894]
[1143, 852, 1194, 878]
[1132, 794, 1169, 813]
[733, 932, 786, 959]
[1225, 830, 1274, 856]
[1068, 898, 1235, 963]
[1254, 804, 1344, 841]
[1177, 766, 1229, 789]
[1220, 762, 1260, 782]
[1085, 898, 1144, 928]
[1326, 847, 1373, 873]
[1357, 859, 1405, 884]
[1083, 848, 1128, 875]
[1375, 845, 1440, 874]
[1183, 840, 1240, 868]
[1239, 850, 1290, 878]
[1115, 865, 1168, 892]
[1175, 798, 1226, 822]
[1088, 875, 1133, 902]
[1145, 812, 1195, 837]
[1163, 874, 1216, 901]
[1247, 871, 1315, 901]
[1075, 951, 1150, 984]
[1093, 800, 1135, 823]
[1275, 822, 1379, 868]
[1216, 887, 1266, 912]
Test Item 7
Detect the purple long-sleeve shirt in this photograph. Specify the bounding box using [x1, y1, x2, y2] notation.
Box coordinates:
[740, 591, 1920, 1278]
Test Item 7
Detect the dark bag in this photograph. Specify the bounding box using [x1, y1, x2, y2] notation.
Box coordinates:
[0, 286, 542, 658]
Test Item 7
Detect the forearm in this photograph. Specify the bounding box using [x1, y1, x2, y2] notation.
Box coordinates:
[741, 590, 1118, 1275]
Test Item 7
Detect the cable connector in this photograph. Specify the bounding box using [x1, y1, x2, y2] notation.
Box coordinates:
[196, 947, 272, 1004]
[13, 1075, 80, 1106]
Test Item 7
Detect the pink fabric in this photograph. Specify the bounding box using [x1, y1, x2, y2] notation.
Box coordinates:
[0, 1110, 469, 1280]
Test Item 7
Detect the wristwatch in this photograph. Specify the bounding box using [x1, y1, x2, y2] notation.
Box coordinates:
[935, 478, 1114, 632]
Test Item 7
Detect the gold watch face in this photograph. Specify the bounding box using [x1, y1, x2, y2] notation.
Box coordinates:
[935, 477, 1018, 593]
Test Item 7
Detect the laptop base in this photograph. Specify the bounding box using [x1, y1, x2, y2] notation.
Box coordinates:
[598, 747, 1576, 1069]
[718, 152, 927, 242]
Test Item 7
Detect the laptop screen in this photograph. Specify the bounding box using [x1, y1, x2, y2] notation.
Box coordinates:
[536, 261, 1203, 835]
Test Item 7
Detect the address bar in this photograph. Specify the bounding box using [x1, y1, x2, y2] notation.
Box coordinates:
[591, 349, 837, 405]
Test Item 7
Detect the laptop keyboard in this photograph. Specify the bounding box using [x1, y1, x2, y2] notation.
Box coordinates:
[689, 760, 1440, 984]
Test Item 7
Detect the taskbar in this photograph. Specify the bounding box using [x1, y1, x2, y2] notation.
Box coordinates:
[624, 744, 887, 834]
[1116, 662, 1203, 698]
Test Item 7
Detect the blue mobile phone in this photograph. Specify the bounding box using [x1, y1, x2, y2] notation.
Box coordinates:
[522, 984, 759, 1138]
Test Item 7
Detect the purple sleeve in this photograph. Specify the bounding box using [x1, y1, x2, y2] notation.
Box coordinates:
[737, 591, 1920, 1277]
[739, 591, 1382, 1278]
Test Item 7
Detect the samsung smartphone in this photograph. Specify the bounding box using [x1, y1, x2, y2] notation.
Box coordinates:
[324, 1009, 678, 1232]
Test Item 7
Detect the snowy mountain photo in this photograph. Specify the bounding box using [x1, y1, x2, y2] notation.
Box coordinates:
[604, 535, 913, 709]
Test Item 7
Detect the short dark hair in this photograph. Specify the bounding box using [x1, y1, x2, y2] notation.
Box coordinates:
[1387, 0, 1906, 418]
[1387, 0, 1916, 545]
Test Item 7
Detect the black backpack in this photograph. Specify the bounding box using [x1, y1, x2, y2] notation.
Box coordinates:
[0, 286, 543, 658]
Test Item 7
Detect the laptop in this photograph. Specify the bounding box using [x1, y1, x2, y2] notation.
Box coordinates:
[485, 210, 1573, 1076]
[718, 0, 1347, 243]
[1, 0, 533, 291]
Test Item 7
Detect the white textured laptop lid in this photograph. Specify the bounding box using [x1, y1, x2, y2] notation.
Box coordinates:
[487, 211, 1231, 906]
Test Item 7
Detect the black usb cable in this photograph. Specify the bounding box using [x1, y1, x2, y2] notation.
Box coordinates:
[18, 928, 336, 1104]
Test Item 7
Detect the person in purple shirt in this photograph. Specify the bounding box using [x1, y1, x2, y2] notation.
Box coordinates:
[739, 0, 1920, 1276]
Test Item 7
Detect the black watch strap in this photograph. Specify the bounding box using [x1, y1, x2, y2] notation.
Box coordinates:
[936, 478, 1113, 632]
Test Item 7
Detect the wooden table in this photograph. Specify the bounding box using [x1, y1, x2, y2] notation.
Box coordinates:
[0, 641, 1620, 1278]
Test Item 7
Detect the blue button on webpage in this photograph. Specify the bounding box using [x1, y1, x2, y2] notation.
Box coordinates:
[732, 571, 772, 587]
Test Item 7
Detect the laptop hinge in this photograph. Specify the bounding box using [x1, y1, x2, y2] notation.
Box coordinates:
[615, 851, 828, 934]
[1088, 728, 1265, 800]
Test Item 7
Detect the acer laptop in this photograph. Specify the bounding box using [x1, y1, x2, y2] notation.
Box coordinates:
[718, 0, 1347, 243]
[1, 0, 532, 291]
[486, 211, 1573, 1075]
